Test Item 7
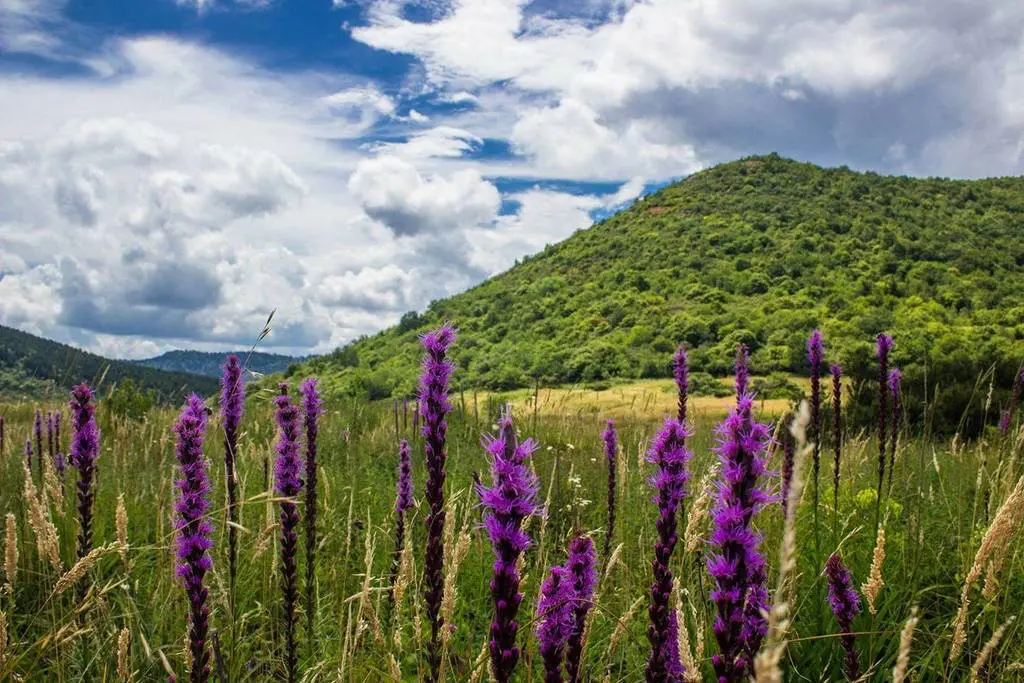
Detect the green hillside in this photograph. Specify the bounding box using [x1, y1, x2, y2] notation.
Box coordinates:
[0, 325, 218, 401]
[298, 154, 1024, 428]
[134, 350, 301, 378]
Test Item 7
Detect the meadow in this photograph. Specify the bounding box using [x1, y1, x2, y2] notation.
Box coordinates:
[0, 329, 1022, 682]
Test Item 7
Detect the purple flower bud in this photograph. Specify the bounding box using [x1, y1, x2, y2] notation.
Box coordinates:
[419, 324, 456, 683]
[875, 334, 893, 531]
[173, 394, 212, 683]
[389, 439, 414, 603]
[708, 378, 772, 681]
[999, 409, 1011, 435]
[536, 565, 575, 683]
[673, 345, 689, 425]
[646, 418, 692, 682]
[602, 419, 618, 559]
[825, 553, 862, 681]
[734, 344, 750, 401]
[807, 330, 824, 501]
[395, 439, 414, 514]
[69, 384, 99, 561]
[219, 355, 244, 593]
[565, 535, 597, 683]
[887, 367, 903, 492]
[478, 416, 539, 683]
[33, 408, 43, 479]
[300, 377, 322, 648]
[274, 384, 303, 683]
[831, 364, 843, 523]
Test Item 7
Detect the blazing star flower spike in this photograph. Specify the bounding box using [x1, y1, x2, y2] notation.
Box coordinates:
[69, 384, 99, 561]
[565, 535, 597, 683]
[708, 389, 772, 681]
[219, 355, 244, 593]
[274, 384, 304, 683]
[825, 553, 862, 681]
[419, 324, 457, 683]
[173, 394, 212, 683]
[478, 416, 538, 683]
[536, 565, 576, 683]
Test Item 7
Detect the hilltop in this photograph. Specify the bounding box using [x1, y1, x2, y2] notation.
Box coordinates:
[295, 155, 1024, 427]
[134, 350, 301, 378]
[0, 325, 218, 401]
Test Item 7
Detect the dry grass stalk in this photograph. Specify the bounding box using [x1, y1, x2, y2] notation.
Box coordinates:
[4, 513, 16, 592]
[441, 503, 472, 678]
[950, 475, 1024, 662]
[393, 533, 414, 608]
[892, 606, 919, 683]
[603, 542, 624, 583]
[674, 589, 699, 683]
[43, 456, 63, 515]
[388, 653, 401, 681]
[690, 600, 705, 665]
[971, 616, 1016, 682]
[684, 464, 719, 554]
[467, 638, 489, 683]
[862, 524, 886, 614]
[116, 494, 128, 565]
[117, 627, 131, 682]
[754, 400, 811, 683]
[23, 463, 61, 571]
[0, 607, 7, 667]
[606, 595, 645, 675]
[50, 544, 115, 597]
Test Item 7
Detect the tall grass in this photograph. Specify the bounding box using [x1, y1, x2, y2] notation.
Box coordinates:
[0, 353, 1022, 680]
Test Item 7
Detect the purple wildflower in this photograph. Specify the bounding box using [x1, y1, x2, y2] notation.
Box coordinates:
[646, 417, 692, 682]
[824, 553, 862, 681]
[34, 408, 43, 479]
[536, 565, 575, 683]
[173, 394, 213, 683]
[419, 324, 456, 683]
[565, 535, 597, 683]
[708, 346, 772, 682]
[831, 364, 843, 530]
[1000, 410, 1012, 435]
[300, 377, 322, 646]
[219, 355, 244, 594]
[24, 438, 32, 472]
[477, 416, 539, 683]
[602, 419, 618, 559]
[274, 384, 304, 683]
[875, 334, 894, 531]
[69, 384, 99, 561]
[53, 411, 63, 481]
[389, 439, 414, 601]
[887, 367, 903, 493]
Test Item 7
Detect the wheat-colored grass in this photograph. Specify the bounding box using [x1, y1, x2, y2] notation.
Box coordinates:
[950, 475, 1024, 662]
[862, 524, 886, 615]
[892, 606, 919, 683]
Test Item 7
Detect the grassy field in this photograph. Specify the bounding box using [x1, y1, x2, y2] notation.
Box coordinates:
[0, 377, 1022, 681]
[478, 377, 800, 421]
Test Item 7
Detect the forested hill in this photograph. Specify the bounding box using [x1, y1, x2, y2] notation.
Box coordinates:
[297, 154, 1024, 423]
[0, 325, 218, 400]
[134, 350, 300, 378]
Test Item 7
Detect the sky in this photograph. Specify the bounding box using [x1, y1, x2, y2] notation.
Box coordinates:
[2, 0, 1024, 359]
